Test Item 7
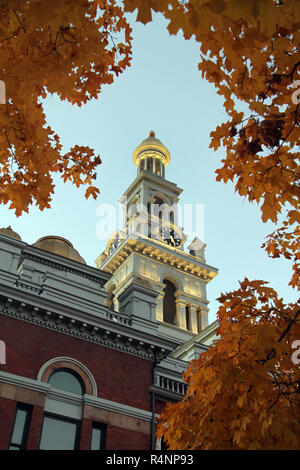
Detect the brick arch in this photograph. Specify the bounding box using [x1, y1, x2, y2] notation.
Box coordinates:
[37, 357, 97, 396]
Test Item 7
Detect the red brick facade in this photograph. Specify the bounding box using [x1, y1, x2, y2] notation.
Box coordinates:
[0, 314, 155, 450]
[0, 397, 16, 449]
[0, 230, 190, 451]
[0, 315, 152, 411]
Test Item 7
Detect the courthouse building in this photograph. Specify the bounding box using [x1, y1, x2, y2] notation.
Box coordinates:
[0, 132, 218, 450]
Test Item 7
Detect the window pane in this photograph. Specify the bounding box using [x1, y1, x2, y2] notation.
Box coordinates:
[11, 409, 28, 445]
[49, 370, 83, 395]
[91, 426, 104, 450]
[39, 416, 78, 450]
[9, 445, 21, 450]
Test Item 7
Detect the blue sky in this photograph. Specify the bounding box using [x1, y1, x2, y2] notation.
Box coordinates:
[0, 12, 297, 323]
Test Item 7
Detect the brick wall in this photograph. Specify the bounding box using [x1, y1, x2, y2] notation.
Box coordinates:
[0, 314, 159, 450]
[0, 315, 152, 411]
[0, 397, 15, 450]
[106, 424, 149, 450]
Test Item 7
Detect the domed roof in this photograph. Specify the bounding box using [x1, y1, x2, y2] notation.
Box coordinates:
[132, 130, 170, 166]
[0, 226, 22, 240]
[33, 236, 86, 264]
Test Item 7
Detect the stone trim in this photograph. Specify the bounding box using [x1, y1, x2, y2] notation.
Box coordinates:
[101, 237, 218, 281]
[83, 404, 151, 435]
[0, 296, 174, 362]
[0, 370, 156, 426]
[37, 357, 98, 396]
[21, 248, 111, 287]
[84, 394, 154, 422]
[0, 381, 46, 407]
[0, 371, 49, 407]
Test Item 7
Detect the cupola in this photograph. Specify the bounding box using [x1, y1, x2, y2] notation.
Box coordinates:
[132, 131, 170, 178]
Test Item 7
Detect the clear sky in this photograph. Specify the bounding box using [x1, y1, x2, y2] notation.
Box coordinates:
[0, 12, 297, 323]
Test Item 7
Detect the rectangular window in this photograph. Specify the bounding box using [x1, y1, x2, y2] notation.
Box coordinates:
[9, 403, 32, 450]
[90, 423, 106, 450]
[39, 414, 80, 450]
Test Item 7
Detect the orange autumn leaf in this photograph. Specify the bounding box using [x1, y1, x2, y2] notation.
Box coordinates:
[157, 280, 300, 449]
[0, 0, 132, 214]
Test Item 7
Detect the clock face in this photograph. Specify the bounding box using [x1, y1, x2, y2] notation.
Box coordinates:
[161, 227, 181, 247]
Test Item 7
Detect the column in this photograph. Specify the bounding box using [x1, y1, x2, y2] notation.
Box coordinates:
[197, 310, 202, 332]
[175, 300, 187, 330]
[189, 305, 198, 333]
[200, 307, 209, 330]
[156, 292, 164, 322]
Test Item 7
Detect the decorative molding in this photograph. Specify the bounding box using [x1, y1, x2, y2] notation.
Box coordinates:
[101, 237, 218, 281]
[37, 357, 98, 396]
[20, 249, 110, 287]
[0, 296, 174, 362]
[0, 370, 156, 423]
[0, 370, 50, 394]
[14, 280, 42, 294]
[83, 394, 154, 422]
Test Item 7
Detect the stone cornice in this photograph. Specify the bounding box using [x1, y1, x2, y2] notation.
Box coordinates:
[175, 290, 209, 306]
[0, 292, 178, 362]
[0, 234, 111, 287]
[101, 237, 218, 281]
[0, 233, 25, 249]
[21, 247, 111, 287]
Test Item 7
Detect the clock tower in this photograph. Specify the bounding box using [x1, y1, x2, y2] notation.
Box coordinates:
[95, 131, 218, 344]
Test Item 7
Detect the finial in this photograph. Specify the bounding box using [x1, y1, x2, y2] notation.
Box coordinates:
[149, 130, 155, 137]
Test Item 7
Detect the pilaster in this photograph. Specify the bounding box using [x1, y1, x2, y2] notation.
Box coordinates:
[189, 305, 198, 334]
[156, 292, 164, 322]
[200, 307, 209, 330]
[175, 300, 186, 330]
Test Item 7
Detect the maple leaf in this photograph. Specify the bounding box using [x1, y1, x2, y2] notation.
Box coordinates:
[0, 0, 132, 215]
[157, 280, 300, 449]
[85, 185, 100, 200]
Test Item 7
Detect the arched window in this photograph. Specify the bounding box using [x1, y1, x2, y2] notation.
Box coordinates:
[38, 368, 85, 450]
[163, 280, 177, 325]
[11, 358, 106, 451]
[48, 369, 85, 395]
